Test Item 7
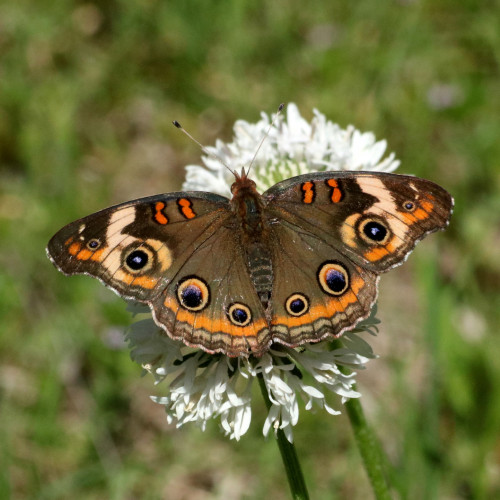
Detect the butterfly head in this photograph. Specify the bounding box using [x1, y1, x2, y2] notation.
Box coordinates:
[230, 167, 257, 197]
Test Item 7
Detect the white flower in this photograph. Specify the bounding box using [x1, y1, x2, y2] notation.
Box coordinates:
[127, 104, 395, 442]
[183, 103, 399, 196]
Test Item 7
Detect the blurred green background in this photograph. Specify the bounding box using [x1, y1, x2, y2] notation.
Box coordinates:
[1, 1, 499, 498]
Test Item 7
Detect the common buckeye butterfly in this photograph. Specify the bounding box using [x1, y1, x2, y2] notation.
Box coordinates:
[47, 166, 453, 357]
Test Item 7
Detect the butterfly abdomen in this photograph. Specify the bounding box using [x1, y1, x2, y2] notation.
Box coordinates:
[246, 242, 273, 309]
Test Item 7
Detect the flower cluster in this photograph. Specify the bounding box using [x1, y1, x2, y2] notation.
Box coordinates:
[127, 308, 378, 442]
[183, 103, 399, 196]
[127, 104, 398, 441]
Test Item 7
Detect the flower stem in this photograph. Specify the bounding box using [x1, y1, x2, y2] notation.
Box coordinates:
[344, 385, 392, 500]
[257, 374, 310, 500]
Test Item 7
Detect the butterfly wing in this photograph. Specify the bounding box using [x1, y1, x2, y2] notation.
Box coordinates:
[48, 172, 453, 356]
[47, 192, 269, 356]
[261, 171, 453, 347]
[47, 192, 231, 301]
[264, 171, 453, 272]
[266, 220, 379, 347]
[150, 221, 270, 356]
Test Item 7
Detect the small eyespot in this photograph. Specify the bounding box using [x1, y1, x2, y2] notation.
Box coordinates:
[285, 294, 309, 317]
[227, 303, 252, 327]
[177, 277, 210, 311]
[359, 218, 390, 244]
[403, 201, 415, 211]
[86, 238, 101, 250]
[318, 262, 349, 296]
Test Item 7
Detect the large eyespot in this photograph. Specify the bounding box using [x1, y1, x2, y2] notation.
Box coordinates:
[227, 303, 252, 327]
[317, 262, 349, 296]
[86, 238, 101, 251]
[285, 293, 309, 317]
[177, 277, 210, 311]
[123, 245, 155, 273]
[359, 218, 390, 245]
[125, 250, 149, 271]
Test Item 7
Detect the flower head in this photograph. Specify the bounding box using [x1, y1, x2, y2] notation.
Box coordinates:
[183, 103, 399, 196]
[127, 104, 397, 441]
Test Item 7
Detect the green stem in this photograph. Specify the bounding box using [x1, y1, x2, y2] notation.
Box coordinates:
[344, 385, 393, 500]
[258, 374, 310, 500]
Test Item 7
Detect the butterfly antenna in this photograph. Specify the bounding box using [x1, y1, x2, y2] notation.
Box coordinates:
[172, 120, 235, 175]
[246, 102, 285, 176]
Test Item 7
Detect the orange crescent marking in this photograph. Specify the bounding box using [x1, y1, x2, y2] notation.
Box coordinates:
[413, 208, 430, 221]
[163, 296, 266, 337]
[327, 179, 342, 203]
[69, 242, 106, 262]
[124, 274, 157, 289]
[364, 231, 410, 262]
[421, 199, 434, 211]
[417, 199, 434, 218]
[301, 182, 315, 204]
[154, 202, 168, 225]
[364, 246, 390, 262]
[271, 274, 365, 328]
[178, 198, 196, 219]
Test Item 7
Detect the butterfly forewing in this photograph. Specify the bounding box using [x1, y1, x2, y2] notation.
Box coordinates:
[47, 192, 232, 302]
[264, 171, 453, 272]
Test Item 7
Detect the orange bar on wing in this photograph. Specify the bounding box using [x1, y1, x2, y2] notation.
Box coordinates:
[301, 182, 315, 204]
[164, 296, 266, 337]
[364, 246, 389, 262]
[327, 179, 342, 203]
[178, 198, 196, 219]
[76, 248, 94, 260]
[129, 275, 158, 289]
[69, 242, 81, 256]
[154, 201, 168, 225]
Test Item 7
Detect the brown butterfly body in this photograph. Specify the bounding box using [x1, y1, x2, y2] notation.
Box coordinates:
[47, 171, 453, 357]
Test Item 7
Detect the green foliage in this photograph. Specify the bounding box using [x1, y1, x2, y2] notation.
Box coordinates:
[1, 0, 499, 498]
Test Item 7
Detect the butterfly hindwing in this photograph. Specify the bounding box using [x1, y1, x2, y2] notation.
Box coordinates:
[151, 221, 270, 357]
[266, 219, 379, 347]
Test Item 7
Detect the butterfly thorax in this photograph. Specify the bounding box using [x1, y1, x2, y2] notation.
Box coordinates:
[231, 173, 273, 313]
[231, 186, 264, 237]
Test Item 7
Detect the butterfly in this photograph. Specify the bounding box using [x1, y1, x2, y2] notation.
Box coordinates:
[47, 169, 453, 357]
